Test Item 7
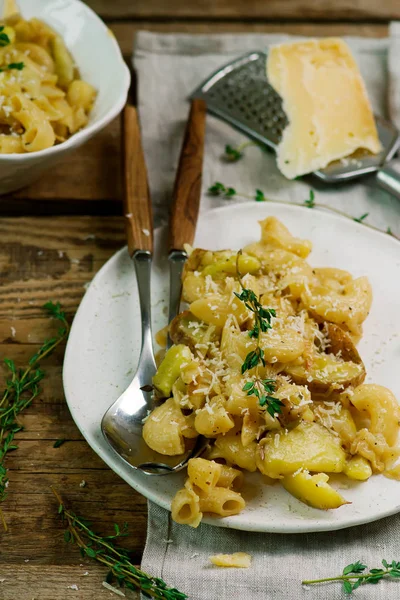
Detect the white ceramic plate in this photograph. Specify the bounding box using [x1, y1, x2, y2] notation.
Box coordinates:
[63, 202, 400, 533]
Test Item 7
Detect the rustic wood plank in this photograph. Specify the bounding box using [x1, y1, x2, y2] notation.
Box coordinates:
[85, 0, 399, 21]
[112, 21, 388, 58]
[0, 217, 147, 596]
[11, 120, 122, 203]
[0, 216, 124, 317]
[0, 566, 140, 599]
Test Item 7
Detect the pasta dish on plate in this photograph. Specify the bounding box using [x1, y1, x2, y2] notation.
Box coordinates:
[142, 217, 400, 527]
[0, 2, 96, 153]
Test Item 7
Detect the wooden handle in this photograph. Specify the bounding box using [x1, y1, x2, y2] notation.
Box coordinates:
[122, 105, 153, 256]
[169, 99, 206, 252]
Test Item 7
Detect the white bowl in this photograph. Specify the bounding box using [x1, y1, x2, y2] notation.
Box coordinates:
[0, 0, 130, 194]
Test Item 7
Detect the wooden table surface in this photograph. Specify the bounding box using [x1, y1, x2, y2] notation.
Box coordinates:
[0, 1, 396, 598]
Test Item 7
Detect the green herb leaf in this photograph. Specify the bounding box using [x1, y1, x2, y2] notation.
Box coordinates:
[354, 213, 369, 223]
[255, 189, 266, 202]
[224, 144, 242, 162]
[53, 439, 66, 448]
[7, 62, 24, 70]
[0, 27, 10, 47]
[304, 190, 315, 208]
[343, 580, 353, 594]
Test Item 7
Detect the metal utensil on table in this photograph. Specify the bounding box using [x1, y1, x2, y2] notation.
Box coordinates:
[101, 100, 208, 474]
[191, 51, 400, 199]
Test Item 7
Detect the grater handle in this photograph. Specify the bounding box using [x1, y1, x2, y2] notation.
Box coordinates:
[374, 163, 400, 201]
[169, 99, 207, 252]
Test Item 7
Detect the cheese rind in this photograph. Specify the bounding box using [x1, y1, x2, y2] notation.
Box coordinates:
[267, 38, 382, 179]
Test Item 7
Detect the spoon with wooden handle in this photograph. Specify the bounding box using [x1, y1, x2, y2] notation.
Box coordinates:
[101, 100, 207, 474]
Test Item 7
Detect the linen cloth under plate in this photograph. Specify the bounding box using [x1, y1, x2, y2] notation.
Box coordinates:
[133, 27, 400, 600]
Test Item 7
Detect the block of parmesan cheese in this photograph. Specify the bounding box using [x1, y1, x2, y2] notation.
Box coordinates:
[267, 38, 382, 179]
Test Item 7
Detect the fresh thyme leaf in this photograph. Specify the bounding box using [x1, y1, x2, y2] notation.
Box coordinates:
[224, 144, 242, 162]
[0, 27, 10, 47]
[207, 181, 236, 198]
[7, 62, 24, 70]
[53, 438, 66, 448]
[387, 227, 393, 236]
[354, 212, 369, 223]
[343, 580, 353, 594]
[53, 488, 188, 600]
[255, 189, 266, 202]
[0, 302, 69, 530]
[225, 187, 237, 198]
[304, 190, 315, 208]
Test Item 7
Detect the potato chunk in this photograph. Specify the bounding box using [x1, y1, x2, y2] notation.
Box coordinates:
[257, 421, 346, 478]
[344, 456, 372, 481]
[283, 471, 349, 510]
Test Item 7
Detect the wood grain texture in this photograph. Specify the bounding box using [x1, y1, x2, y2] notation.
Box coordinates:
[123, 105, 153, 255]
[85, 0, 400, 20]
[0, 566, 139, 599]
[0, 218, 147, 596]
[169, 99, 206, 252]
[111, 21, 388, 58]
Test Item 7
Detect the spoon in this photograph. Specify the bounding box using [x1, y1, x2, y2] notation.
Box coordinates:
[102, 100, 208, 475]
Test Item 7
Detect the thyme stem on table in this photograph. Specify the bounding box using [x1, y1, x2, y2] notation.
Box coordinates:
[0, 302, 69, 530]
[52, 488, 187, 600]
[208, 182, 400, 241]
[303, 560, 400, 594]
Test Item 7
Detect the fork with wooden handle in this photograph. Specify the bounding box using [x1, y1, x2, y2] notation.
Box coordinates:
[101, 99, 207, 474]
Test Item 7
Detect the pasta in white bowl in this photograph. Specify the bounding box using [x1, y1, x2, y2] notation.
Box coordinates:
[0, 0, 130, 193]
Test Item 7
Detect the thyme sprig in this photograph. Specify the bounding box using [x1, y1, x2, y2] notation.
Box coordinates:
[53, 488, 187, 600]
[0, 302, 69, 530]
[223, 141, 256, 162]
[0, 26, 10, 47]
[207, 182, 400, 240]
[303, 560, 400, 594]
[234, 252, 283, 418]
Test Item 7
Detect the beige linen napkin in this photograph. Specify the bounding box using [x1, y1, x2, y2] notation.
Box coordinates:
[133, 28, 400, 599]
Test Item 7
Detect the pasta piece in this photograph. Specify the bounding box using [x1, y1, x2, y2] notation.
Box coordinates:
[11, 93, 55, 152]
[199, 486, 245, 517]
[301, 275, 372, 335]
[194, 396, 235, 437]
[209, 553, 251, 568]
[216, 465, 244, 491]
[349, 384, 400, 446]
[210, 433, 258, 472]
[142, 398, 192, 456]
[190, 293, 249, 328]
[171, 488, 202, 528]
[187, 458, 222, 493]
[260, 216, 312, 258]
[67, 80, 96, 111]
